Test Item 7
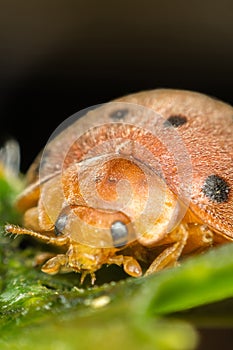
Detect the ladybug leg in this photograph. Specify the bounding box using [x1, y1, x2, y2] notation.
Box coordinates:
[145, 224, 189, 276]
[41, 254, 72, 275]
[34, 252, 57, 266]
[182, 224, 214, 254]
[28, 242, 96, 284]
[108, 255, 142, 277]
[79, 271, 96, 285]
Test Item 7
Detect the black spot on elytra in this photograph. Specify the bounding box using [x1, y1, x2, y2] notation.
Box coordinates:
[164, 115, 187, 128]
[202, 174, 230, 203]
[109, 109, 129, 120]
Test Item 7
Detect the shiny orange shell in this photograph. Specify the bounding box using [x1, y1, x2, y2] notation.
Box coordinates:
[17, 89, 233, 240]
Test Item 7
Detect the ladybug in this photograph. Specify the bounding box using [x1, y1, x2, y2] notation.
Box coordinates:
[6, 89, 233, 284]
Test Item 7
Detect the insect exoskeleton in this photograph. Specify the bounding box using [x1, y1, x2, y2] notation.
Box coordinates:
[6, 89, 233, 284]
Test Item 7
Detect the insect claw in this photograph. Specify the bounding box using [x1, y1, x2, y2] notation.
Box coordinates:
[90, 273, 96, 285]
[80, 271, 88, 285]
[80, 271, 96, 285]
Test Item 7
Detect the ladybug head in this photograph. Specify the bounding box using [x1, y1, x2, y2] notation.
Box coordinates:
[42, 156, 183, 248]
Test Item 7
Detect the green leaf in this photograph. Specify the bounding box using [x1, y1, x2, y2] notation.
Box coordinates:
[1, 166, 233, 350]
[132, 243, 233, 317]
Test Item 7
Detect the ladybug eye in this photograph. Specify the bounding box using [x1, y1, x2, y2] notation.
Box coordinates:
[110, 221, 128, 247]
[55, 213, 68, 236]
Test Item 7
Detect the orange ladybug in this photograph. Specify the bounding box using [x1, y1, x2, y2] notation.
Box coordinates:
[6, 89, 233, 284]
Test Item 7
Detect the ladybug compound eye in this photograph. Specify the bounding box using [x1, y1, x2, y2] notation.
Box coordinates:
[54, 212, 68, 236]
[52, 205, 135, 249]
[110, 220, 128, 247]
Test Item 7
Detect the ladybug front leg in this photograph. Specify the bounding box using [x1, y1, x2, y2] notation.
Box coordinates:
[108, 254, 143, 277]
[40, 253, 98, 284]
[145, 224, 189, 276]
[41, 254, 72, 275]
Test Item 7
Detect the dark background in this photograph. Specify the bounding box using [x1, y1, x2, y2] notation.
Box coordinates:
[1, 1, 233, 348]
[1, 0, 233, 173]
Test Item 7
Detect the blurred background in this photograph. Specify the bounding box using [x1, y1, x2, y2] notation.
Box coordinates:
[0, 1, 233, 348]
[1, 0, 233, 173]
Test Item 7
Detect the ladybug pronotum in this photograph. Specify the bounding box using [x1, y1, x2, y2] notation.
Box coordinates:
[6, 89, 233, 284]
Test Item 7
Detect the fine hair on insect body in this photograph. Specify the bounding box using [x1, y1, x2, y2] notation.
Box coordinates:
[5, 89, 233, 284]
